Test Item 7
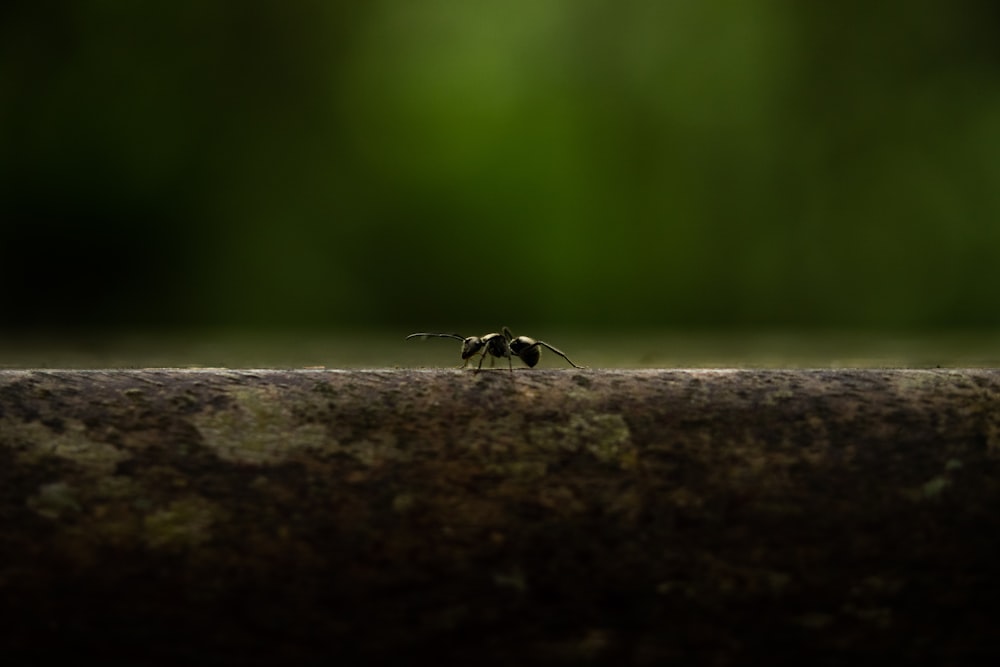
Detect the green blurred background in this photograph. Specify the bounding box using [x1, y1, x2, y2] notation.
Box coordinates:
[2, 1, 1000, 362]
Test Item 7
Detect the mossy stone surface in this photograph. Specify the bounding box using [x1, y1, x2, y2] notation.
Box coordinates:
[2, 368, 1000, 665]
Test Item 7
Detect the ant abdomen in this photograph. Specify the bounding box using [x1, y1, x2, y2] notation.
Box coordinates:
[508, 336, 542, 367]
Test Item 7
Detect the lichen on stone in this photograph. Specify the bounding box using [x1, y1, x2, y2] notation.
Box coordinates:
[193, 387, 327, 464]
[527, 413, 634, 467]
[5, 418, 130, 476]
[27, 481, 83, 520]
[323, 429, 408, 466]
[143, 496, 222, 550]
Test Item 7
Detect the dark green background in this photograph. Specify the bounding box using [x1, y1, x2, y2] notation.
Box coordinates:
[3, 0, 1000, 335]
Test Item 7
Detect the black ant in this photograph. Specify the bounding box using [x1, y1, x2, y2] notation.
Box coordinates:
[405, 331, 513, 372]
[406, 326, 582, 372]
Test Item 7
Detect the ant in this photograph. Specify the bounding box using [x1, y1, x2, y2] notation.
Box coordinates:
[406, 326, 582, 372]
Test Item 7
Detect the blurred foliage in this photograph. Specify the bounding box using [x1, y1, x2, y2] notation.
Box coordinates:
[2, 0, 1000, 333]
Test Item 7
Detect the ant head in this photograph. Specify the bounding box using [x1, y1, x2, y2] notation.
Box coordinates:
[460, 336, 485, 359]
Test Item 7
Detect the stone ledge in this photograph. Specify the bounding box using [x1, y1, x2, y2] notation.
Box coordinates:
[2, 369, 999, 664]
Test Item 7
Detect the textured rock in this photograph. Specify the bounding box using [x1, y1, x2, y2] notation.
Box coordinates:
[2, 368, 1000, 665]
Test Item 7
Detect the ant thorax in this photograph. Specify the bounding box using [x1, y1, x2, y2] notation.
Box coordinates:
[483, 334, 511, 359]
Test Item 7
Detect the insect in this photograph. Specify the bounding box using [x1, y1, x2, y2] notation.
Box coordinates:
[405, 331, 513, 372]
[406, 327, 582, 371]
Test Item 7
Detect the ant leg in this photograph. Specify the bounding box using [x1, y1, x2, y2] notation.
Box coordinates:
[523, 341, 584, 369]
[502, 328, 514, 373]
[538, 341, 583, 368]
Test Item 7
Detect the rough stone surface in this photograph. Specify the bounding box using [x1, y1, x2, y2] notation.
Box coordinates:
[2, 368, 1000, 665]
